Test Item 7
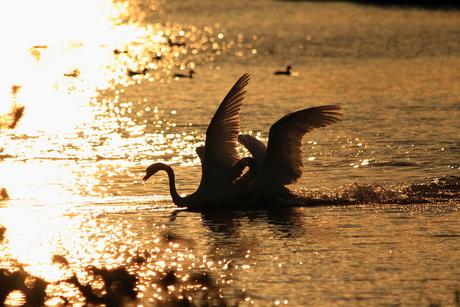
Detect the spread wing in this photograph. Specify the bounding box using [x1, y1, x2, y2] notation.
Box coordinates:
[260, 105, 342, 186]
[200, 73, 251, 187]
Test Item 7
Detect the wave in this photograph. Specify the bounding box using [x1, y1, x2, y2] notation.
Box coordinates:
[297, 175, 460, 207]
[186, 175, 460, 211]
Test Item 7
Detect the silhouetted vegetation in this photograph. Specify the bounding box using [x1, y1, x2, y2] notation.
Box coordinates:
[0, 269, 48, 307]
[0, 262, 245, 307]
[66, 267, 137, 307]
[297, 0, 460, 9]
[349, 0, 460, 9]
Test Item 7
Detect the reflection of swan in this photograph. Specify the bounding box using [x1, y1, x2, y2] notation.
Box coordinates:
[128, 68, 148, 77]
[143, 73, 251, 208]
[173, 70, 195, 78]
[274, 65, 292, 75]
[238, 105, 342, 196]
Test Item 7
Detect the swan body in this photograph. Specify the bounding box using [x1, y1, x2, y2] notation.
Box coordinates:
[238, 105, 342, 196]
[144, 73, 251, 208]
[274, 66, 292, 75]
[195, 146, 258, 188]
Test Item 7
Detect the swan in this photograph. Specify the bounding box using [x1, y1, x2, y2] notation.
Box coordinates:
[143, 73, 251, 208]
[238, 105, 342, 196]
[173, 70, 195, 78]
[274, 66, 292, 75]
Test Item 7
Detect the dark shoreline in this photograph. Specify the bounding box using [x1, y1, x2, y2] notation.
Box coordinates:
[278, 0, 460, 9]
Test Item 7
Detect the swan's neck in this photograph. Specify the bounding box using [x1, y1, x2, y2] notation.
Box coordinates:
[162, 166, 186, 206]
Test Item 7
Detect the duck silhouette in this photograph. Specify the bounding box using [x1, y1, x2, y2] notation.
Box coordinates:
[113, 49, 128, 55]
[274, 65, 292, 75]
[173, 70, 195, 78]
[127, 68, 148, 77]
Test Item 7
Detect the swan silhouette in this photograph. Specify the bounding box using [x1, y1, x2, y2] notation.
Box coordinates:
[143, 73, 251, 208]
[238, 105, 342, 196]
[274, 66, 292, 75]
[173, 70, 195, 78]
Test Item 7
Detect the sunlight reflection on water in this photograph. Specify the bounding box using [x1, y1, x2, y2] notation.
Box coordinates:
[1, 202, 460, 306]
[1, 0, 460, 305]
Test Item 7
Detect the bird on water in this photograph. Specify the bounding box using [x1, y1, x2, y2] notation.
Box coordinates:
[173, 70, 195, 78]
[127, 68, 148, 77]
[274, 65, 292, 75]
[143, 73, 251, 208]
[143, 73, 342, 208]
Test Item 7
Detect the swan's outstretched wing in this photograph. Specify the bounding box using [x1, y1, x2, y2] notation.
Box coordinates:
[260, 105, 342, 186]
[201, 73, 251, 187]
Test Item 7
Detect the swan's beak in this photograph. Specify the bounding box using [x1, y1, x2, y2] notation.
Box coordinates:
[143, 173, 152, 182]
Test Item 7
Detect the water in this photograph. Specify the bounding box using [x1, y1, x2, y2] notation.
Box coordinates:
[1, 0, 460, 306]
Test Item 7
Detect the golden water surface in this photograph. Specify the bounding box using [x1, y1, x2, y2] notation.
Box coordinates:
[1, 0, 460, 306]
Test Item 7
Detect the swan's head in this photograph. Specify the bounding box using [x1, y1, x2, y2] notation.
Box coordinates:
[143, 163, 168, 181]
